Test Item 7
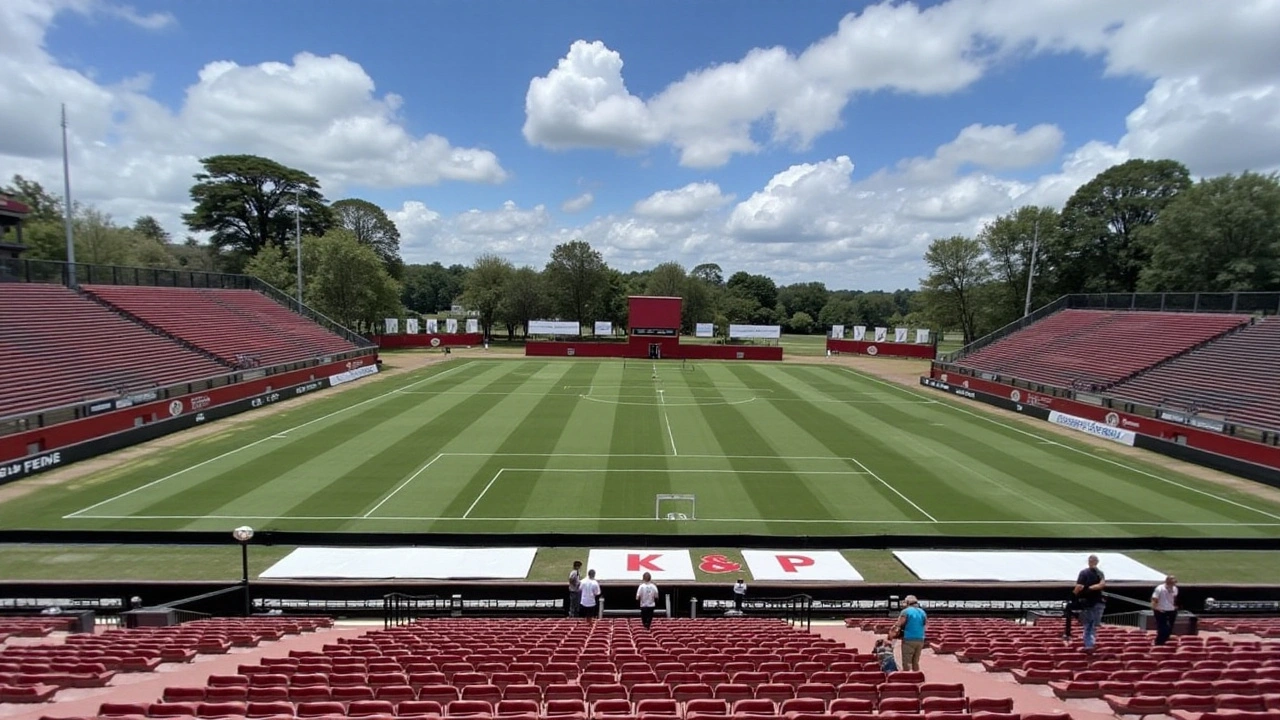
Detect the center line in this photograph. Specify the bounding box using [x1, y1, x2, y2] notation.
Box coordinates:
[655, 365, 679, 456]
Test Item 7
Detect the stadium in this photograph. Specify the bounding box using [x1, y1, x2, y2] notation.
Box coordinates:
[5, 3, 1280, 719]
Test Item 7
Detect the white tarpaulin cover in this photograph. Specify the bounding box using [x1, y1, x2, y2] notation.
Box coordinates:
[743, 550, 863, 581]
[587, 549, 695, 581]
[892, 551, 1164, 582]
[260, 547, 538, 579]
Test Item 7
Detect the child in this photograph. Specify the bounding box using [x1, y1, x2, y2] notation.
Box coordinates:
[874, 637, 899, 673]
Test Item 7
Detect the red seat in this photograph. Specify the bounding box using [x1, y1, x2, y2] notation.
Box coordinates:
[829, 699, 874, 714]
[163, 688, 207, 703]
[497, 700, 540, 717]
[921, 698, 966, 713]
[1104, 695, 1168, 718]
[595, 699, 634, 716]
[196, 702, 246, 718]
[148, 703, 199, 718]
[879, 698, 922, 713]
[246, 702, 295, 717]
[296, 701, 347, 717]
[780, 698, 826, 715]
[447, 700, 494, 717]
[965, 699, 1013, 714]
[685, 698, 730, 719]
[398, 700, 446, 717]
[349, 700, 398, 717]
[731, 699, 777, 715]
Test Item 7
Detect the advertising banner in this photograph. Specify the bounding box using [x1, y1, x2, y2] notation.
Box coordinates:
[695, 323, 715, 338]
[594, 321, 613, 336]
[742, 550, 863, 581]
[895, 327, 908, 342]
[528, 320, 581, 336]
[853, 326, 866, 341]
[426, 319, 439, 334]
[384, 318, 399, 334]
[446, 318, 458, 333]
[1048, 410, 1137, 446]
[587, 549, 695, 581]
[830, 325, 845, 339]
[466, 318, 479, 334]
[406, 318, 420, 334]
[729, 324, 781, 339]
[915, 328, 930, 344]
[874, 327, 887, 342]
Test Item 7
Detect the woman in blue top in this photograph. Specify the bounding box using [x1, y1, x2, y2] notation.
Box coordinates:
[892, 595, 927, 672]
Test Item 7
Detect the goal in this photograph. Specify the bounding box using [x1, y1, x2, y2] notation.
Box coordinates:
[655, 494, 697, 521]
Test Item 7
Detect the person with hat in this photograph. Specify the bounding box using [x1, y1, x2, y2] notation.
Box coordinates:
[892, 595, 927, 672]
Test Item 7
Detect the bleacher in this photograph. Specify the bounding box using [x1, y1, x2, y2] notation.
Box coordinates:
[0, 284, 229, 416]
[852, 617, 1280, 720]
[955, 310, 1250, 390]
[83, 286, 360, 367]
[1110, 317, 1280, 431]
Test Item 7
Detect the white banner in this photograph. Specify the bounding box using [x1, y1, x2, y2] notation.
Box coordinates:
[893, 551, 1163, 582]
[830, 325, 845, 339]
[853, 326, 866, 341]
[594, 321, 613, 336]
[446, 318, 458, 334]
[406, 318, 420, 334]
[328, 364, 379, 387]
[915, 328, 930, 344]
[1049, 411, 1137, 446]
[742, 550, 863, 581]
[426, 319, 439, 334]
[874, 327, 887, 342]
[587, 549, 695, 581]
[261, 547, 537, 580]
[729, 324, 781, 339]
[528, 320, 581, 336]
[894, 327, 908, 343]
[695, 323, 715, 338]
[466, 318, 479, 334]
[384, 318, 399, 334]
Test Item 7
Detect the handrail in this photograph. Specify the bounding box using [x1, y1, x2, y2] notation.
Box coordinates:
[383, 593, 446, 629]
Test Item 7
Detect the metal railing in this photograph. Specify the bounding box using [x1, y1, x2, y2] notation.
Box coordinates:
[384, 593, 448, 628]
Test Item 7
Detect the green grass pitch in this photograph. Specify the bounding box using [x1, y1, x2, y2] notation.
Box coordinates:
[3, 357, 1279, 537]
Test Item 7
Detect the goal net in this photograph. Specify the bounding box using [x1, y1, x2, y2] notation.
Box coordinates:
[655, 493, 697, 520]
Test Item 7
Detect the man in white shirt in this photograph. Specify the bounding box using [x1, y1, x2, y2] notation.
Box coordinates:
[733, 578, 747, 612]
[636, 572, 659, 629]
[1151, 575, 1179, 646]
[567, 560, 582, 617]
[579, 569, 601, 621]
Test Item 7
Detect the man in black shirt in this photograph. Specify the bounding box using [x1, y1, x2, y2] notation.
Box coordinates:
[1073, 554, 1107, 651]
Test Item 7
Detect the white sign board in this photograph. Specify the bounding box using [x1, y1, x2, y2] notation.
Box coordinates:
[384, 318, 399, 334]
[466, 318, 479, 334]
[893, 551, 1164, 582]
[586, 549, 695, 581]
[261, 547, 537, 580]
[895, 327, 908, 343]
[529, 320, 581, 336]
[742, 550, 863, 581]
[446, 318, 458, 334]
[695, 323, 715, 338]
[406, 318, 420, 334]
[1049, 411, 1137, 446]
[853, 326, 866, 341]
[594, 321, 613, 336]
[831, 325, 845, 339]
[426, 318, 439, 334]
[915, 328, 930, 344]
[874, 327, 887, 342]
[729, 324, 781, 339]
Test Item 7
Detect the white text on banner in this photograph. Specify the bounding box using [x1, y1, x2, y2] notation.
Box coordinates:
[1048, 411, 1136, 446]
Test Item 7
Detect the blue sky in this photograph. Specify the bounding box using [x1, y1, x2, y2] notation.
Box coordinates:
[4, 0, 1280, 289]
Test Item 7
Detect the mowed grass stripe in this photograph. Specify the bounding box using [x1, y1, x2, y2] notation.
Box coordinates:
[439, 362, 605, 521]
[825, 365, 1280, 532]
[690, 364, 835, 529]
[602, 363, 669, 527]
[701, 364, 910, 524]
[119, 362, 502, 522]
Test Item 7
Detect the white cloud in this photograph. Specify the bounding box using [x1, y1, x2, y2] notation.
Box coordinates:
[561, 192, 594, 213]
[633, 182, 731, 221]
[104, 4, 176, 30]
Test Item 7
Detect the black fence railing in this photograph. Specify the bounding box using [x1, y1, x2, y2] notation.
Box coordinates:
[384, 593, 448, 629]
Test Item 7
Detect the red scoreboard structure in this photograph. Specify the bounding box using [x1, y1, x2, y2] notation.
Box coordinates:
[525, 295, 782, 361]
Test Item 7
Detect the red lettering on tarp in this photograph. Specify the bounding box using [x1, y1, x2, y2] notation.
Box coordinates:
[698, 554, 742, 573]
[776, 555, 815, 573]
[627, 554, 663, 572]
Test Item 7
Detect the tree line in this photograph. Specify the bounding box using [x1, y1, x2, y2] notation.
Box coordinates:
[922, 160, 1280, 344]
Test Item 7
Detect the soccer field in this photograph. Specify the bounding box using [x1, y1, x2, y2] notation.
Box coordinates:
[3, 358, 1280, 537]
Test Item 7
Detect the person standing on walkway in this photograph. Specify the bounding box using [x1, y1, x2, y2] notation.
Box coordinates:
[733, 578, 747, 612]
[567, 560, 582, 617]
[579, 569, 601, 622]
[1074, 555, 1107, 651]
[892, 595, 927, 672]
[1151, 575, 1179, 646]
[636, 572, 659, 629]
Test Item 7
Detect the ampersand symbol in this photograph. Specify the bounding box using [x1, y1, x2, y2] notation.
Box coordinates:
[699, 554, 742, 573]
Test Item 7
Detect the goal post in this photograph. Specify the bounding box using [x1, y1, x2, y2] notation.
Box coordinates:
[655, 493, 697, 520]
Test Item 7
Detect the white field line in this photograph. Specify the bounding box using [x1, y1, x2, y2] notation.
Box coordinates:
[493, 467, 869, 475]
[848, 455, 938, 523]
[437, 452, 859, 461]
[659, 390, 679, 457]
[837, 366, 1280, 522]
[63, 361, 474, 519]
[461, 469, 504, 519]
[66, 514, 1280, 526]
[362, 453, 444, 518]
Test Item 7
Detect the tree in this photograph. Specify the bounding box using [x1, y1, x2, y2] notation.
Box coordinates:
[726, 271, 778, 310]
[2, 175, 63, 222]
[854, 292, 898, 328]
[498, 266, 547, 339]
[332, 198, 403, 278]
[978, 205, 1063, 327]
[461, 254, 513, 338]
[690, 262, 724, 286]
[545, 240, 608, 330]
[921, 235, 990, 344]
[1140, 172, 1280, 292]
[818, 297, 858, 329]
[1058, 159, 1191, 292]
[243, 246, 297, 292]
[307, 229, 400, 333]
[132, 215, 170, 244]
[596, 268, 630, 329]
[74, 207, 134, 266]
[681, 275, 713, 333]
[183, 155, 333, 268]
[646, 261, 686, 297]
[789, 311, 815, 334]
[778, 281, 829, 320]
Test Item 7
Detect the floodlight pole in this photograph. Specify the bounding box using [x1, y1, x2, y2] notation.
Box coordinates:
[61, 104, 77, 287]
[295, 190, 303, 308]
[1022, 218, 1040, 317]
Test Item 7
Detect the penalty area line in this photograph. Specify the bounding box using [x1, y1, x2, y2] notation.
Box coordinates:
[848, 455, 938, 523]
[362, 453, 444, 518]
[461, 469, 504, 519]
